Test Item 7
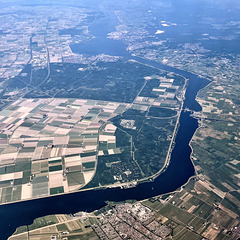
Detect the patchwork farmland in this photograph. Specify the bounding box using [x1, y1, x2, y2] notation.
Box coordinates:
[0, 98, 129, 203]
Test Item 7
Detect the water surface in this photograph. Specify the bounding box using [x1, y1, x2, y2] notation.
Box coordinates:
[0, 10, 210, 240]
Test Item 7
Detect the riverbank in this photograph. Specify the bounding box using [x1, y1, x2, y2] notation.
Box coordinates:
[0, 85, 208, 240]
[0, 10, 211, 240]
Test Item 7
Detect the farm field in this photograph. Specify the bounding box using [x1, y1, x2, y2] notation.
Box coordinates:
[0, 53, 186, 204]
[0, 98, 129, 203]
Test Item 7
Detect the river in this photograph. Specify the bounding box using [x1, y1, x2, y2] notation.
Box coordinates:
[0, 11, 210, 240]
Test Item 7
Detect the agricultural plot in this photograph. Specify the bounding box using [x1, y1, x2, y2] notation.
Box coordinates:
[179, 77, 240, 239]
[191, 90, 240, 213]
[0, 57, 186, 203]
[136, 73, 185, 109]
[0, 98, 129, 204]
[197, 82, 239, 117]
[141, 190, 236, 240]
[9, 213, 99, 240]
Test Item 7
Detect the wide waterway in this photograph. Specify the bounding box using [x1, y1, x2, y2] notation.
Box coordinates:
[0, 12, 210, 240]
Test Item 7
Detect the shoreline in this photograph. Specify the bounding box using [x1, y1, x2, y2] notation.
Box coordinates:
[0, 65, 209, 207]
[0, 89, 185, 207]
[1, 69, 210, 240]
